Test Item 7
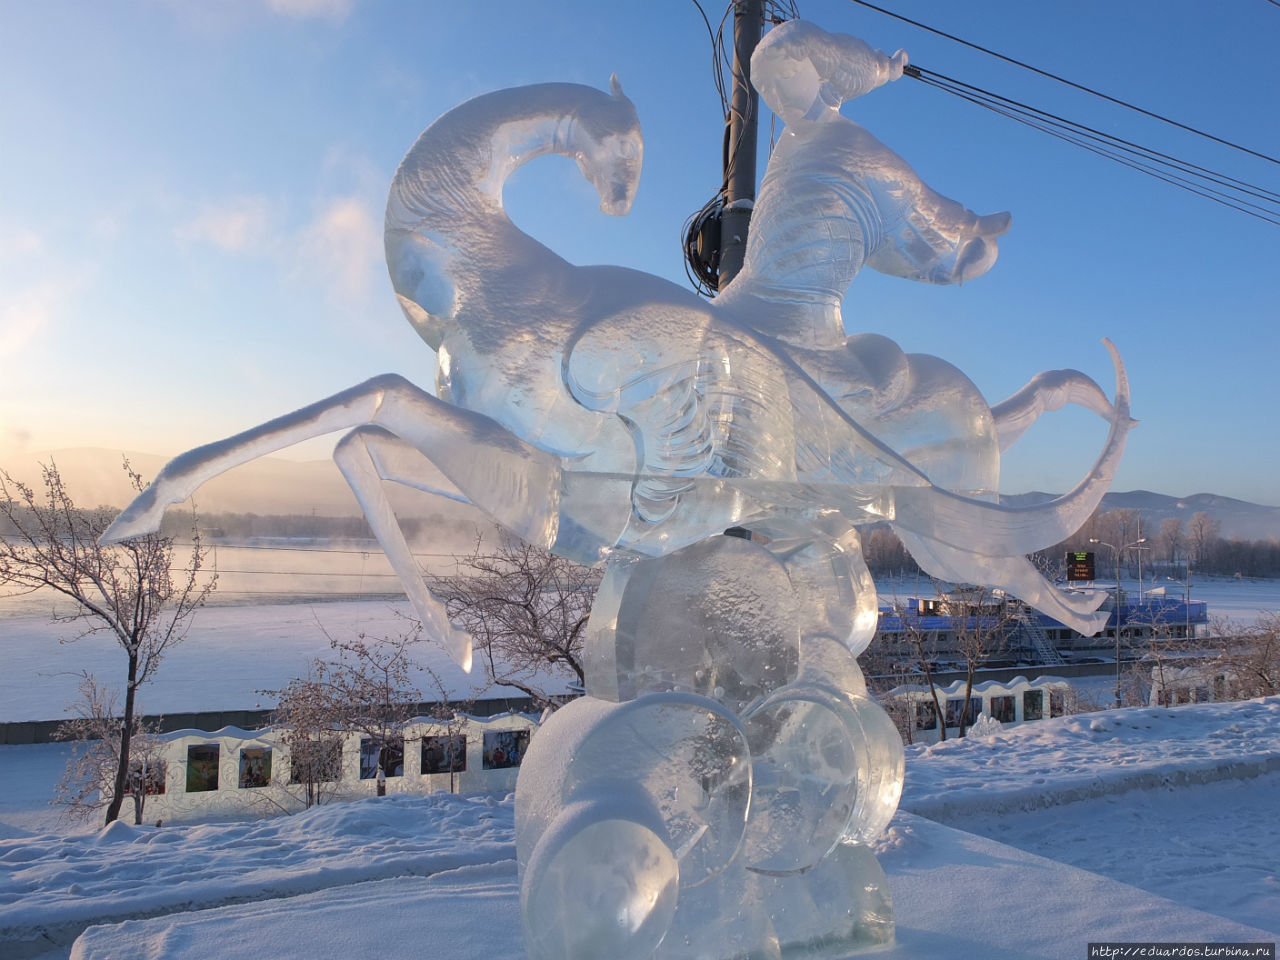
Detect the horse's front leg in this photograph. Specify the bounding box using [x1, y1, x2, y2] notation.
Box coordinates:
[332, 425, 476, 670]
[102, 373, 564, 547]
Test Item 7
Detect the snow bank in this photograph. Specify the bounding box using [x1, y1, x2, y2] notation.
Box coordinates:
[3, 697, 1279, 957]
[957, 771, 1280, 934]
[901, 696, 1280, 821]
[66, 814, 1277, 960]
[0, 793, 514, 956]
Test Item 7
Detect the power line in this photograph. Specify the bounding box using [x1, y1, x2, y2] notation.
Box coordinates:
[904, 65, 1280, 227]
[908, 68, 1280, 205]
[173, 540, 462, 560]
[689, 0, 718, 54]
[844, 0, 1280, 168]
[689, 0, 731, 116]
[682, 1, 800, 296]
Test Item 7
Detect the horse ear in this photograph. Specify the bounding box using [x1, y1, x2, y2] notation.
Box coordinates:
[609, 73, 625, 98]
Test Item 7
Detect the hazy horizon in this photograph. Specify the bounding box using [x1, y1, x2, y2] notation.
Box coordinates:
[3, 445, 1279, 522]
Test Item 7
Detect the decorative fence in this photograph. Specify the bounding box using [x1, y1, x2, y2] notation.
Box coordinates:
[881, 675, 1073, 745]
[119, 712, 540, 825]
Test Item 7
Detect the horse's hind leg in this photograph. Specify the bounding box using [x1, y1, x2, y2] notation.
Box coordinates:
[103, 373, 563, 550]
[991, 368, 1114, 452]
[896, 527, 1109, 636]
[333, 425, 476, 669]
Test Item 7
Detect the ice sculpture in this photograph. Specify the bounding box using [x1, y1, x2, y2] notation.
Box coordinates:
[103, 18, 1135, 959]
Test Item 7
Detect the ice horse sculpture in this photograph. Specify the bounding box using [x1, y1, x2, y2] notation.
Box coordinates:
[104, 18, 1133, 959]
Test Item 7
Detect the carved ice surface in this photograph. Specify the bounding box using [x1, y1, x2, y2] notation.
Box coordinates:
[104, 17, 1136, 959]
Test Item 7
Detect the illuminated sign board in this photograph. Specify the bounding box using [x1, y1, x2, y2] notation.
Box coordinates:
[1065, 551, 1095, 581]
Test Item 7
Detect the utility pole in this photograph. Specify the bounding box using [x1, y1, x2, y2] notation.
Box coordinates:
[1091, 535, 1146, 708]
[717, 0, 765, 290]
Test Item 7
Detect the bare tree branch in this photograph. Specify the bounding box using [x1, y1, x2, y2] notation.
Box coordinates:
[428, 536, 599, 709]
[51, 674, 166, 825]
[1, 459, 216, 823]
[263, 625, 427, 801]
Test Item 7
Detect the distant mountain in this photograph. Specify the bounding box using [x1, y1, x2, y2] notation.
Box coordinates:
[1, 448, 363, 517]
[0, 447, 500, 554]
[8, 448, 1279, 543]
[1002, 490, 1280, 541]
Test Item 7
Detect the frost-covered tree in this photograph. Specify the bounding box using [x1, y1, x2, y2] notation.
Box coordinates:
[1211, 613, 1280, 701]
[319, 629, 422, 796]
[0, 460, 214, 824]
[430, 538, 599, 709]
[267, 668, 346, 809]
[52, 674, 167, 825]
[418, 664, 475, 794]
[865, 597, 949, 740]
[1157, 516, 1184, 569]
[1188, 511, 1220, 566]
[949, 586, 1014, 737]
[266, 626, 425, 801]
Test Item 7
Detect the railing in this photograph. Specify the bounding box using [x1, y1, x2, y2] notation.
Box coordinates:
[1011, 609, 1064, 665]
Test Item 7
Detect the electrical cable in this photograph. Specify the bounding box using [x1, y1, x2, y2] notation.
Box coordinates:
[905, 65, 1280, 226]
[910, 66, 1280, 207]
[844, 0, 1280, 168]
[911, 73, 1280, 225]
[689, 0, 719, 56]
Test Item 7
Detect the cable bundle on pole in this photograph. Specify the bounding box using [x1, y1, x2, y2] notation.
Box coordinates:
[684, 0, 801, 296]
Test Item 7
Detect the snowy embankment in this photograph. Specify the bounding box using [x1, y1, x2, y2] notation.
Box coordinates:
[0, 793, 513, 956]
[901, 696, 1280, 821]
[2, 699, 1278, 958]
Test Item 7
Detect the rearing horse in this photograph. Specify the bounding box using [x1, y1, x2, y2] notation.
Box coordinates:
[104, 39, 1131, 669]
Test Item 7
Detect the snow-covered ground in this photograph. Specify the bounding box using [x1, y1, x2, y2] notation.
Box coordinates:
[899, 698, 1280, 935]
[2, 698, 1277, 959]
[3, 573, 1278, 955]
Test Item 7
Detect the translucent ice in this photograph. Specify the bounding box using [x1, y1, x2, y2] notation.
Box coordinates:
[103, 17, 1136, 960]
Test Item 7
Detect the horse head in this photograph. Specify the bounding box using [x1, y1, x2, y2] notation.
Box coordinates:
[570, 75, 643, 216]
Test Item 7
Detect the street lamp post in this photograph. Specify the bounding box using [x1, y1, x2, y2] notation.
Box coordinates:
[1090, 536, 1147, 708]
[1168, 565, 1192, 639]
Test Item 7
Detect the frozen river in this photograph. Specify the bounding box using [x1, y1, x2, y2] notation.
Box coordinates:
[1, 547, 1276, 723]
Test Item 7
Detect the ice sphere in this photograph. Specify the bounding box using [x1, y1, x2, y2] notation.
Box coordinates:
[523, 807, 680, 960]
[517, 692, 752, 960]
[583, 536, 800, 710]
[742, 689, 861, 874]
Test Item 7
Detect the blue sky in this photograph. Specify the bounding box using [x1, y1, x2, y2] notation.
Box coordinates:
[1, 0, 1276, 505]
